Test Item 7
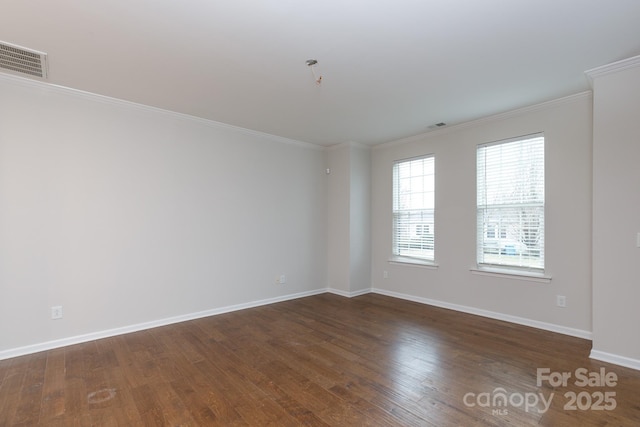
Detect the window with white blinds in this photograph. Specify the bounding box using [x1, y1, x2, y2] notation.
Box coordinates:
[477, 134, 544, 271]
[393, 155, 435, 261]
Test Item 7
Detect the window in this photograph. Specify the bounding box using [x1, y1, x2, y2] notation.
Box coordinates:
[393, 155, 435, 262]
[477, 134, 544, 271]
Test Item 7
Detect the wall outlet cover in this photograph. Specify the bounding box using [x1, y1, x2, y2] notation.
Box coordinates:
[51, 306, 63, 319]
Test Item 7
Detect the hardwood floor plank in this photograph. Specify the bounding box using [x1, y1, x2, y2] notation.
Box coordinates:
[97, 366, 143, 426]
[39, 348, 66, 422]
[0, 357, 28, 425]
[0, 293, 639, 426]
[192, 347, 299, 425]
[190, 357, 254, 425]
[130, 383, 165, 425]
[169, 375, 219, 425]
[11, 352, 47, 425]
[0, 354, 11, 388]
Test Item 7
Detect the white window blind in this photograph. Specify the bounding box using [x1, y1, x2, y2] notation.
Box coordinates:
[393, 155, 435, 261]
[477, 134, 544, 271]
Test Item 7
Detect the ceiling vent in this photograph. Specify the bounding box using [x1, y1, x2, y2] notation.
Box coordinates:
[0, 41, 48, 79]
[427, 122, 446, 130]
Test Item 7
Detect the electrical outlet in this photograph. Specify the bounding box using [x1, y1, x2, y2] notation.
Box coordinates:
[556, 295, 566, 308]
[51, 306, 63, 319]
[383, 270, 388, 279]
[279, 274, 286, 284]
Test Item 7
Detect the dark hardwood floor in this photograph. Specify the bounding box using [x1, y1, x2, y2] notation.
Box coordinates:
[1, 293, 639, 426]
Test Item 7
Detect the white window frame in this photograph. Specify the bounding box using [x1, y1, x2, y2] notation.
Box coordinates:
[391, 155, 436, 265]
[476, 133, 545, 275]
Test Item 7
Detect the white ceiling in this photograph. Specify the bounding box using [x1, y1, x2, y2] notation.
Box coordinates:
[2, 0, 640, 146]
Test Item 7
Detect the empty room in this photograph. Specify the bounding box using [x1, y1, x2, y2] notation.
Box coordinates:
[1, 1, 640, 426]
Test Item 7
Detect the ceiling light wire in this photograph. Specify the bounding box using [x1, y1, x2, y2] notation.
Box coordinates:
[306, 59, 322, 85]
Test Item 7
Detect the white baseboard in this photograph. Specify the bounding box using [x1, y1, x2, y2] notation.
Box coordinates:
[0, 288, 328, 361]
[7, 286, 638, 372]
[589, 350, 640, 371]
[327, 287, 371, 298]
[368, 288, 640, 371]
[370, 287, 593, 340]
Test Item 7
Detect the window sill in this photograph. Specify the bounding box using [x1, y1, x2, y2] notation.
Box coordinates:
[470, 266, 551, 283]
[388, 256, 439, 269]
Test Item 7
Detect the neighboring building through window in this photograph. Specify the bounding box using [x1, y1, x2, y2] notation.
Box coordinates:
[477, 134, 544, 271]
[393, 155, 435, 262]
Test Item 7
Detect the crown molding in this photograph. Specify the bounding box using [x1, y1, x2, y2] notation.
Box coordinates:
[374, 91, 593, 150]
[327, 140, 371, 151]
[585, 55, 640, 86]
[0, 72, 324, 151]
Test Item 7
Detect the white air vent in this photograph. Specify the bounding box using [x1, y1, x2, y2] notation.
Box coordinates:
[0, 41, 48, 79]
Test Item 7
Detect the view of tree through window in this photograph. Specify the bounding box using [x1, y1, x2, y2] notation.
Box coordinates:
[477, 134, 544, 270]
[393, 156, 435, 261]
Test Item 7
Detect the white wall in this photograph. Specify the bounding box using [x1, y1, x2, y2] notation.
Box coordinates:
[327, 142, 371, 295]
[0, 75, 328, 355]
[590, 57, 640, 366]
[349, 144, 371, 293]
[327, 144, 351, 293]
[371, 93, 593, 335]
